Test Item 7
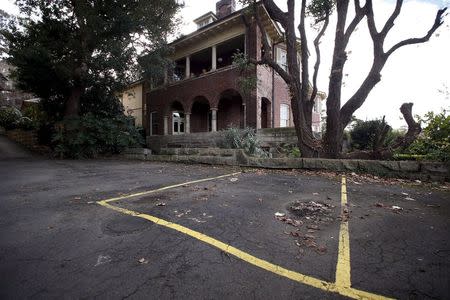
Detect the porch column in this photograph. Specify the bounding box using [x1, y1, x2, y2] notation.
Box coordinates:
[185, 113, 191, 134]
[211, 45, 217, 71]
[163, 116, 169, 135]
[211, 108, 217, 132]
[185, 56, 191, 79]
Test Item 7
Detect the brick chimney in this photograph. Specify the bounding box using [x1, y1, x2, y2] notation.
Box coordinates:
[216, 0, 236, 19]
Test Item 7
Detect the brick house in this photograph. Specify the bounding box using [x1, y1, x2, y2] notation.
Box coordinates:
[144, 0, 325, 140]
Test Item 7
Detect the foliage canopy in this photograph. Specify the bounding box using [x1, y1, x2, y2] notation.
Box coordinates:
[3, 0, 182, 118]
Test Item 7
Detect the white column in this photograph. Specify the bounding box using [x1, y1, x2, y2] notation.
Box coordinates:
[211, 109, 217, 132]
[185, 113, 191, 134]
[185, 56, 190, 79]
[163, 116, 169, 135]
[212, 45, 217, 71]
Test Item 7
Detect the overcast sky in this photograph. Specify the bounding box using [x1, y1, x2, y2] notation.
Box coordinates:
[2, 0, 449, 128]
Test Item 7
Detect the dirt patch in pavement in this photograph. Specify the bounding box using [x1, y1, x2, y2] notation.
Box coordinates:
[275, 200, 338, 256]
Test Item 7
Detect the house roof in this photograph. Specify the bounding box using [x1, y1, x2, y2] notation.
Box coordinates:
[193, 11, 218, 24]
[170, 2, 283, 49]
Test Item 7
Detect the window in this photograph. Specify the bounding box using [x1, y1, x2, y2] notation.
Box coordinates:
[277, 48, 287, 71]
[172, 111, 185, 135]
[280, 104, 290, 127]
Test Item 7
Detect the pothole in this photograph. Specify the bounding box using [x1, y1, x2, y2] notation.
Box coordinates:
[288, 200, 335, 222]
[275, 200, 338, 256]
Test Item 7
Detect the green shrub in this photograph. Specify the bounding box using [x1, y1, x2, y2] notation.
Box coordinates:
[0, 106, 22, 130]
[221, 127, 268, 157]
[406, 110, 449, 162]
[349, 118, 392, 151]
[16, 117, 36, 130]
[52, 113, 144, 158]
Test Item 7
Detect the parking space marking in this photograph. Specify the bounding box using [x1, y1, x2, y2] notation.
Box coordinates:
[336, 176, 351, 288]
[103, 172, 241, 203]
[97, 174, 393, 300]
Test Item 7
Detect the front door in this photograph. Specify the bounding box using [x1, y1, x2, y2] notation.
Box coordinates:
[172, 111, 185, 135]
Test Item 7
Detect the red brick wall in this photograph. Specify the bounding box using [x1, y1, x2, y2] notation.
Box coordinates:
[145, 20, 304, 135]
[146, 66, 257, 135]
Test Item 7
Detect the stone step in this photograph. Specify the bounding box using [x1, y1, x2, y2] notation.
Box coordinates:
[159, 147, 236, 157]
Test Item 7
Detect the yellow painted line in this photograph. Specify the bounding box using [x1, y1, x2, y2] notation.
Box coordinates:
[102, 172, 241, 203]
[97, 173, 394, 300]
[336, 175, 351, 287]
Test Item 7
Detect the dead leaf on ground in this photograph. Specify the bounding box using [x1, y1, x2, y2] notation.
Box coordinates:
[138, 258, 149, 264]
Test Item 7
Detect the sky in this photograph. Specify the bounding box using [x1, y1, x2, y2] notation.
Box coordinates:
[2, 0, 449, 128]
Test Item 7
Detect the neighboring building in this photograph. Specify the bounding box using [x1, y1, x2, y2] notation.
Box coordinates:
[142, 0, 325, 138]
[0, 60, 35, 108]
[118, 80, 146, 127]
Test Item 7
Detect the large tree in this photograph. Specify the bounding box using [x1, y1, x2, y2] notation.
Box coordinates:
[243, 0, 446, 158]
[2, 0, 181, 118]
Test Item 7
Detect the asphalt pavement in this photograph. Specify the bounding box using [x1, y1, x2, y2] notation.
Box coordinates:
[0, 136, 449, 299]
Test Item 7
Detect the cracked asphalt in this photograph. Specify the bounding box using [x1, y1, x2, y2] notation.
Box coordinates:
[0, 136, 449, 299]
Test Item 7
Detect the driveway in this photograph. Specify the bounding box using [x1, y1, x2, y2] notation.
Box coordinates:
[0, 137, 449, 299]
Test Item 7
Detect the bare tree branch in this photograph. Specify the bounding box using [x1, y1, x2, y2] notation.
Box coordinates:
[380, 0, 403, 36]
[343, 0, 367, 43]
[299, 0, 310, 101]
[310, 11, 329, 104]
[365, 0, 379, 39]
[261, 0, 288, 28]
[245, 2, 293, 84]
[386, 7, 447, 57]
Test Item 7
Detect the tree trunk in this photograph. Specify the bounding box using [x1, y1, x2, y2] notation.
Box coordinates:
[322, 1, 350, 158]
[64, 85, 83, 117]
[63, 62, 88, 117]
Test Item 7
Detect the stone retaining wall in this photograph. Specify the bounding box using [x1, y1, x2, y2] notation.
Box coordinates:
[256, 127, 298, 147]
[6, 129, 38, 148]
[122, 148, 449, 182]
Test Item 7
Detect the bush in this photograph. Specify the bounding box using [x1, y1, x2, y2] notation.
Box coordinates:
[0, 106, 22, 130]
[16, 116, 36, 130]
[349, 118, 392, 151]
[406, 110, 449, 162]
[52, 113, 144, 158]
[221, 127, 268, 157]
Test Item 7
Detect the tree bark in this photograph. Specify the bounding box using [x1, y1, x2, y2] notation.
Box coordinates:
[322, 0, 350, 158]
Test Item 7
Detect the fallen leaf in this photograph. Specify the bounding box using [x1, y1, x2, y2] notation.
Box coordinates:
[275, 212, 286, 217]
[138, 258, 149, 264]
[230, 178, 238, 182]
[316, 246, 327, 254]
